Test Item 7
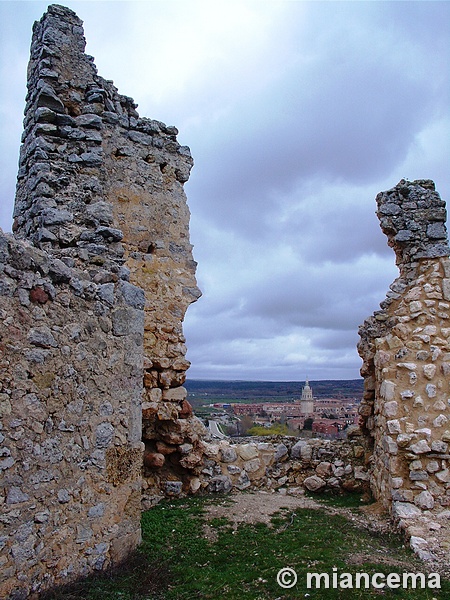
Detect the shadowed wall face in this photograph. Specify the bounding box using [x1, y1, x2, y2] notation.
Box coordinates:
[0, 232, 144, 598]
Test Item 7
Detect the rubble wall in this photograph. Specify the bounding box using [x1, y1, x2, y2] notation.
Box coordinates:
[358, 179, 450, 521]
[141, 431, 371, 505]
[1, 4, 200, 597]
[0, 231, 144, 598]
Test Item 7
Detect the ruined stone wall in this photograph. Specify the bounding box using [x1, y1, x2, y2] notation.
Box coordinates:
[358, 180, 450, 522]
[1, 4, 200, 597]
[144, 431, 371, 504]
[0, 231, 144, 598]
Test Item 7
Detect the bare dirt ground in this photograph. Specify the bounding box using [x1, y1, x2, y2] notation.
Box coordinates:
[202, 490, 450, 577]
[203, 489, 391, 531]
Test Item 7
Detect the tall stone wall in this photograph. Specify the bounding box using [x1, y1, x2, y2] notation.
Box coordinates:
[1, 4, 200, 597]
[358, 179, 450, 522]
[0, 231, 144, 598]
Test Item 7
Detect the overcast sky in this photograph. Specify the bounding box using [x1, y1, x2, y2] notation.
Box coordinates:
[0, 1, 449, 381]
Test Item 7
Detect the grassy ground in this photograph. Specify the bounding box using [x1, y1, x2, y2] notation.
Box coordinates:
[42, 493, 448, 600]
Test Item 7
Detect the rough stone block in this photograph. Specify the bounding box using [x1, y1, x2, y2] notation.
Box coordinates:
[409, 470, 429, 481]
[208, 475, 232, 494]
[237, 471, 250, 490]
[436, 469, 450, 483]
[441, 430, 450, 443]
[414, 491, 434, 510]
[425, 384, 437, 398]
[162, 387, 188, 402]
[303, 475, 326, 492]
[274, 443, 288, 462]
[383, 435, 398, 455]
[387, 419, 401, 434]
[291, 440, 312, 460]
[354, 466, 369, 481]
[315, 461, 332, 477]
[27, 326, 57, 348]
[431, 440, 448, 453]
[237, 443, 259, 461]
[111, 307, 144, 336]
[442, 279, 450, 301]
[6, 487, 30, 505]
[393, 502, 422, 519]
[220, 446, 237, 463]
[118, 281, 145, 309]
[433, 414, 448, 428]
[96, 423, 114, 448]
[409, 440, 431, 454]
[156, 402, 179, 421]
[227, 464, 241, 475]
[243, 458, 261, 474]
[380, 380, 396, 401]
[164, 481, 183, 496]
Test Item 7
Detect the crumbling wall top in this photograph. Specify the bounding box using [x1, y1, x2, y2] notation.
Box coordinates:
[13, 3, 193, 274]
[376, 179, 449, 279]
[358, 179, 450, 558]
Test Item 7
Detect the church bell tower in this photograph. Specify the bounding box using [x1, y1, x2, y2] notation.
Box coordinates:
[300, 378, 314, 416]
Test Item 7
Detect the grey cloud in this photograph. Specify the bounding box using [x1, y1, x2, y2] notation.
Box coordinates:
[239, 257, 396, 329]
[185, 332, 363, 381]
[312, 329, 360, 353]
[184, 5, 446, 241]
[270, 181, 391, 265]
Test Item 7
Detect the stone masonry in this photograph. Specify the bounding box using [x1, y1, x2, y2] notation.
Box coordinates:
[358, 179, 450, 560]
[1, 5, 201, 598]
[0, 230, 144, 598]
[161, 430, 370, 501]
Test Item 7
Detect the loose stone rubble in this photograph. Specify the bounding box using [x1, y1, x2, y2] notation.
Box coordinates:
[141, 429, 371, 508]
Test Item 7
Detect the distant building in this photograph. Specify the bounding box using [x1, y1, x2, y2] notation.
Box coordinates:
[233, 402, 303, 417]
[313, 397, 358, 423]
[230, 381, 359, 436]
[286, 416, 306, 431]
[312, 420, 341, 436]
[298, 378, 314, 416]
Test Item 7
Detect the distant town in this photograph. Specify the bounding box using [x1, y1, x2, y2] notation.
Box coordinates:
[186, 379, 363, 439]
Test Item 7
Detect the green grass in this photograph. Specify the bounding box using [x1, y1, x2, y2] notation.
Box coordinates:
[247, 423, 292, 436]
[305, 490, 372, 508]
[41, 495, 449, 600]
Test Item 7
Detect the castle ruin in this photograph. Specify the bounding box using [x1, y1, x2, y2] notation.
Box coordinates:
[358, 178, 450, 556]
[1, 5, 203, 597]
[0, 5, 449, 598]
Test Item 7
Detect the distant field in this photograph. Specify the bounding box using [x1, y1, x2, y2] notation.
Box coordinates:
[185, 379, 364, 409]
